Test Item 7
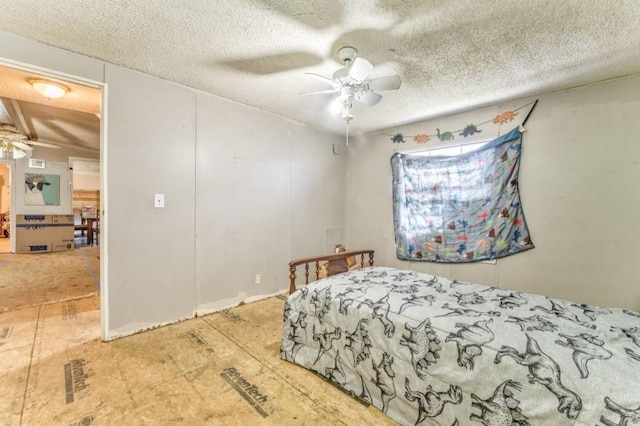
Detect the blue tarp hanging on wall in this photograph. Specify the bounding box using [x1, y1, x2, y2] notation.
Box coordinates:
[391, 127, 534, 263]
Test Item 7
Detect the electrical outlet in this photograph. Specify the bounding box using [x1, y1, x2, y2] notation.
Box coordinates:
[254, 274, 261, 285]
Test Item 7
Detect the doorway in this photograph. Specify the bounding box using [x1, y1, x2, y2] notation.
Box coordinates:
[0, 60, 105, 335]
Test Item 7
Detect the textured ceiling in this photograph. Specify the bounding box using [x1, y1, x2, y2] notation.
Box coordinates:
[1, 0, 640, 138]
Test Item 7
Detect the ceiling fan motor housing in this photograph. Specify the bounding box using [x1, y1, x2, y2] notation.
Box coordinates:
[337, 46, 358, 63]
[333, 46, 359, 82]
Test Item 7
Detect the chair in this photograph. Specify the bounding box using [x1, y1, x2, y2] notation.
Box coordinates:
[74, 209, 87, 237]
[74, 221, 88, 237]
[92, 219, 100, 245]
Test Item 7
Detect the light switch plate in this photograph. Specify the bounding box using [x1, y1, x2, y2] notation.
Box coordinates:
[154, 194, 165, 208]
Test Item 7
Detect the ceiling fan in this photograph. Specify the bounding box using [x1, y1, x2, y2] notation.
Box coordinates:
[0, 124, 61, 159]
[301, 46, 402, 125]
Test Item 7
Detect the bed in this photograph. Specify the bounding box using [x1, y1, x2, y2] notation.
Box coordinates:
[281, 250, 640, 425]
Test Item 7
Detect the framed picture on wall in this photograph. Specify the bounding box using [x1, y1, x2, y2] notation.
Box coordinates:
[25, 173, 61, 206]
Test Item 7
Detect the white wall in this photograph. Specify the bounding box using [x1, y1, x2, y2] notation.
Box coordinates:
[347, 76, 640, 311]
[195, 95, 346, 313]
[30, 145, 99, 164]
[104, 64, 198, 335]
[0, 31, 346, 339]
[72, 172, 100, 191]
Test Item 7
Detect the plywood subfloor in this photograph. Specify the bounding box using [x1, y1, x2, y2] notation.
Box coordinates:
[0, 293, 397, 425]
[0, 246, 99, 312]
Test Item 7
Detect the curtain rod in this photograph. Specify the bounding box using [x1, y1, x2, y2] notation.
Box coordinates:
[521, 99, 538, 126]
[396, 136, 498, 155]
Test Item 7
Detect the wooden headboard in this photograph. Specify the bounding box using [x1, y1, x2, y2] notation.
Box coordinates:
[288, 250, 375, 294]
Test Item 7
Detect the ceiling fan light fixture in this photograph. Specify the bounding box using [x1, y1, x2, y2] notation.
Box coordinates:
[329, 98, 345, 114]
[12, 146, 26, 159]
[0, 139, 27, 159]
[30, 79, 68, 99]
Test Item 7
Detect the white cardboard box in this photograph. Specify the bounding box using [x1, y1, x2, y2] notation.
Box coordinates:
[15, 215, 75, 253]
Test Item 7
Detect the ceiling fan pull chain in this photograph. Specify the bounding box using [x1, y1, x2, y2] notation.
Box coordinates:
[346, 121, 349, 146]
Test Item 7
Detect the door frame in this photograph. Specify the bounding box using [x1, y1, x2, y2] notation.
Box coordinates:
[0, 57, 109, 340]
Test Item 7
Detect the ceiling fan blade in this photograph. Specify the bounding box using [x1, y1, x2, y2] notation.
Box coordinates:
[368, 74, 402, 91]
[0, 129, 25, 138]
[355, 91, 382, 106]
[304, 72, 340, 89]
[348, 57, 374, 83]
[28, 140, 62, 149]
[12, 141, 33, 150]
[299, 89, 339, 96]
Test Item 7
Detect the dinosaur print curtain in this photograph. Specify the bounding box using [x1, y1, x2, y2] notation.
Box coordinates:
[391, 126, 533, 262]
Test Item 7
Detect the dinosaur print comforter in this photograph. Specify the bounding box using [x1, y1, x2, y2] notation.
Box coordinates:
[280, 266, 640, 425]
